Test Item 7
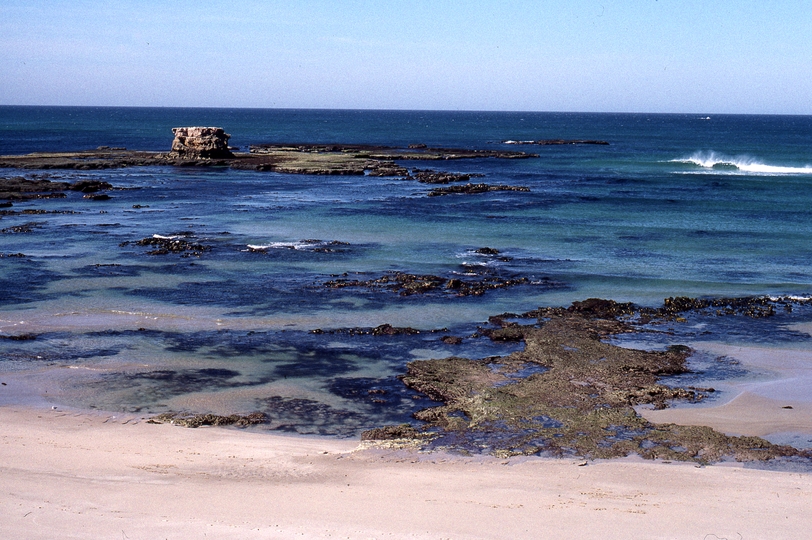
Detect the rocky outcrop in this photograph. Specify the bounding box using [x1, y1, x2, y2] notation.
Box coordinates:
[170, 127, 234, 159]
[1, 176, 113, 201]
[322, 270, 533, 297]
[0, 141, 533, 173]
[427, 183, 530, 196]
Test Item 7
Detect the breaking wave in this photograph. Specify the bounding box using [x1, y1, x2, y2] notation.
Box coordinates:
[672, 151, 812, 175]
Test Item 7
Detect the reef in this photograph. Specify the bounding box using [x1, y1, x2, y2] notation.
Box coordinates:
[0, 141, 536, 174]
[0, 149, 173, 170]
[0, 137, 540, 197]
[310, 324, 440, 336]
[360, 424, 428, 441]
[0, 221, 44, 234]
[148, 411, 267, 428]
[120, 233, 211, 257]
[0, 175, 112, 200]
[363, 297, 812, 465]
[427, 183, 531, 196]
[322, 270, 537, 297]
[409, 169, 483, 184]
[0, 333, 38, 341]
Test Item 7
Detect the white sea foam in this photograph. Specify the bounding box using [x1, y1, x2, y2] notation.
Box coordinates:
[246, 242, 299, 251]
[768, 295, 812, 302]
[672, 151, 812, 175]
[245, 240, 337, 251]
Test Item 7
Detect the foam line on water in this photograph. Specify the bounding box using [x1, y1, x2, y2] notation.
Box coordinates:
[671, 151, 812, 175]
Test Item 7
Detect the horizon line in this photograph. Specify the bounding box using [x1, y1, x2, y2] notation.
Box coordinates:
[1, 104, 810, 118]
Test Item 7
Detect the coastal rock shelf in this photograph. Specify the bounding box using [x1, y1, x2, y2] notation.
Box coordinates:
[0, 137, 540, 197]
[427, 183, 531, 196]
[0, 175, 112, 201]
[320, 270, 550, 297]
[0, 131, 560, 200]
[234, 142, 540, 176]
[0, 140, 538, 174]
[363, 297, 812, 465]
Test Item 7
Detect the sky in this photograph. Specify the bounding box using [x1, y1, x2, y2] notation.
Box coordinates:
[1, 0, 810, 114]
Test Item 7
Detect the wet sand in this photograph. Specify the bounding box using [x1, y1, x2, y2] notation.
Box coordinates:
[640, 343, 812, 444]
[2, 405, 811, 539]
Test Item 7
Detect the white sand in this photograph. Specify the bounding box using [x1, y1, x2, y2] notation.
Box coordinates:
[2, 406, 811, 539]
[641, 343, 812, 440]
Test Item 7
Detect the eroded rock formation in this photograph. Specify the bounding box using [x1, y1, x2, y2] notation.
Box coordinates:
[170, 127, 234, 159]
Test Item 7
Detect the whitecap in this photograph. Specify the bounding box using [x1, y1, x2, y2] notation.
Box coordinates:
[769, 295, 812, 302]
[246, 240, 342, 251]
[671, 151, 812, 175]
[246, 242, 299, 251]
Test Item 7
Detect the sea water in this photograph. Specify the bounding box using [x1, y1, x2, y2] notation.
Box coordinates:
[2, 107, 812, 439]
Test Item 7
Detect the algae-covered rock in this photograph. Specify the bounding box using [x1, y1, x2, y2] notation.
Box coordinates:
[360, 424, 427, 441]
[392, 305, 810, 464]
[149, 412, 266, 428]
[322, 270, 531, 297]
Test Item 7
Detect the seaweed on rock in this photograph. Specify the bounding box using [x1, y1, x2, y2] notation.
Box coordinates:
[364, 299, 812, 464]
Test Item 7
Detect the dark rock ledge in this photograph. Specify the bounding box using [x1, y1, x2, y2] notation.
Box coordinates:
[321, 270, 539, 297]
[148, 412, 266, 428]
[1, 175, 112, 201]
[427, 183, 530, 196]
[0, 140, 537, 174]
[0, 132, 542, 196]
[119, 232, 211, 257]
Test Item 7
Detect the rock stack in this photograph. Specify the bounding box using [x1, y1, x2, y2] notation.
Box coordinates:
[169, 127, 234, 159]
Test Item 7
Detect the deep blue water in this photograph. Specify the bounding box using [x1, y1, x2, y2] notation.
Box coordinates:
[2, 106, 812, 439]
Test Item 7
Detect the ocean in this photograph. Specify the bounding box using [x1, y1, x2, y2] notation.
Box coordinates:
[2, 106, 812, 444]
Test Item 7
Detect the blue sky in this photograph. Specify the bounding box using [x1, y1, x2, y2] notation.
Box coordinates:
[2, 0, 810, 113]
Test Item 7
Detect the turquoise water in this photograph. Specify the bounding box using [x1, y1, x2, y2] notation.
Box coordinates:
[2, 107, 812, 437]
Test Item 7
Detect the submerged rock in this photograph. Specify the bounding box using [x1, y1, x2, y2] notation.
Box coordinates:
[70, 180, 112, 193]
[1, 176, 68, 200]
[123, 234, 211, 257]
[0, 221, 43, 234]
[427, 183, 530, 196]
[474, 247, 500, 255]
[410, 169, 481, 184]
[311, 324, 449, 336]
[0, 176, 113, 200]
[322, 270, 532, 297]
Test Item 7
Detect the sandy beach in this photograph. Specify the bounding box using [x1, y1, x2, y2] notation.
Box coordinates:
[640, 343, 812, 446]
[2, 405, 810, 539]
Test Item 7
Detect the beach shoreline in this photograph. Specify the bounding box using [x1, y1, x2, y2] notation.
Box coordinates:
[3, 110, 812, 537]
[5, 297, 812, 461]
[2, 404, 811, 539]
[638, 343, 812, 447]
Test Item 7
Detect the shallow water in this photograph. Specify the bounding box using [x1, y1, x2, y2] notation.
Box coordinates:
[2, 107, 812, 440]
